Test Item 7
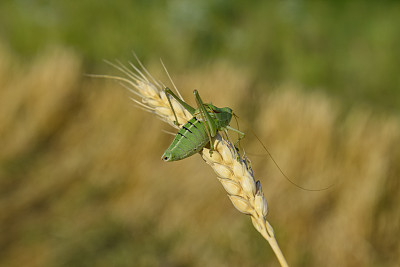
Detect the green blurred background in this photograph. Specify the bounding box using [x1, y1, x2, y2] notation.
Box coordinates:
[1, 1, 399, 266]
[2, 0, 400, 111]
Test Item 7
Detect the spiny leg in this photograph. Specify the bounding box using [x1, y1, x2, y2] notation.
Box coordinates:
[164, 88, 196, 126]
[193, 90, 217, 156]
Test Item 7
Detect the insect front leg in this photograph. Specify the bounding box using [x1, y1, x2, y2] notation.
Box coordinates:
[225, 126, 246, 161]
[194, 90, 218, 156]
[226, 126, 245, 146]
[164, 88, 196, 126]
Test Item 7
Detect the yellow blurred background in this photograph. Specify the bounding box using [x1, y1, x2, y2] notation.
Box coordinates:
[1, 1, 399, 267]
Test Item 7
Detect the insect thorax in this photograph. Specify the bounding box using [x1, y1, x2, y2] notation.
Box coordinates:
[193, 104, 233, 130]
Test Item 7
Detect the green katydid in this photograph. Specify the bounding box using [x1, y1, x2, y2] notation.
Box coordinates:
[161, 88, 332, 191]
[92, 57, 331, 191]
[162, 88, 245, 161]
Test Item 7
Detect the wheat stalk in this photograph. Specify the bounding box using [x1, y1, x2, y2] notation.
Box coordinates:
[92, 58, 289, 267]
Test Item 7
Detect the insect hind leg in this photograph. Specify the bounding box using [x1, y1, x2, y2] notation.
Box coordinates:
[194, 90, 217, 156]
[164, 87, 196, 126]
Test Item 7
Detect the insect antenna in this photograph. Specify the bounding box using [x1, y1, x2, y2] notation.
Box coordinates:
[251, 129, 334, 192]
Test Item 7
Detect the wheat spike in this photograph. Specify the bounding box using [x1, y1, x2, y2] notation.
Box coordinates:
[95, 58, 289, 267]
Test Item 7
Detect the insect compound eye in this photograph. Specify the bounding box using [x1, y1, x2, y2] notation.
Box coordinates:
[162, 152, 171, 161]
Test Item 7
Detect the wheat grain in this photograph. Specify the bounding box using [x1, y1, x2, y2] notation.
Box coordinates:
[95, 59, 289, 267]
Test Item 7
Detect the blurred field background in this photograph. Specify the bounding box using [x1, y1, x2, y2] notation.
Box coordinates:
[1, 1, 400, 267]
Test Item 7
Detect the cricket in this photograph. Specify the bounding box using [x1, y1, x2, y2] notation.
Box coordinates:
[89, 57, 292, 265]
[162, 88, 245, 161]
[90, 58, 329, 191]
[161, 87, 331, 191]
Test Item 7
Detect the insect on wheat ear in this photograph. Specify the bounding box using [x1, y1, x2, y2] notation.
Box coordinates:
[161, 88, 245, 162]
[91, 57, 289, 266]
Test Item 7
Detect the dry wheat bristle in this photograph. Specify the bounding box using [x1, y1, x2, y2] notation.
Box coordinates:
[101, 59, 288, 267]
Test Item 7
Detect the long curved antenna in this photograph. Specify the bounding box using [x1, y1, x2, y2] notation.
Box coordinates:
[251, 130, 334, 192]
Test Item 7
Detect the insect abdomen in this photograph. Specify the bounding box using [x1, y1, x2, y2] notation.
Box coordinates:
[162, 117, 209, 161]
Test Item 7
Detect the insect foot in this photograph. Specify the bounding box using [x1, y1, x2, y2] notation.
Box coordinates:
[208, 147, 214, 157]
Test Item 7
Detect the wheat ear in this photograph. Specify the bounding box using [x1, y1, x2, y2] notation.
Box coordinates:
[93, 59, 289, 267]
